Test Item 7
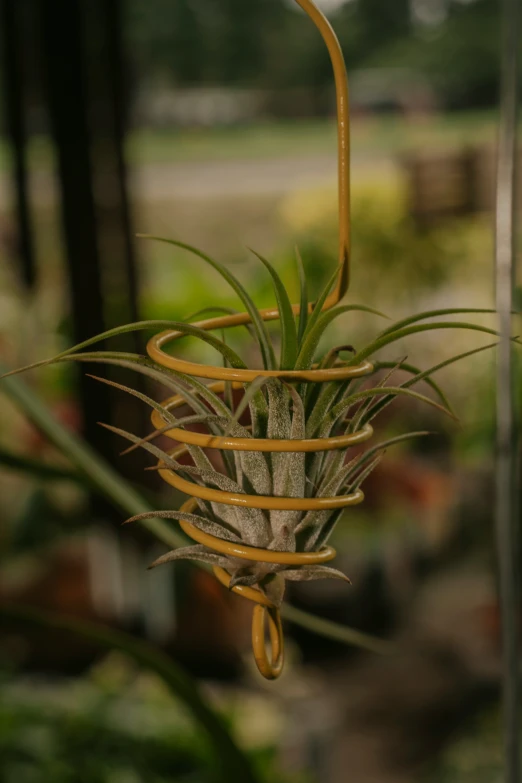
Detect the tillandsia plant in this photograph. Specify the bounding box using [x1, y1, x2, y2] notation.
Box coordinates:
[3, 237, 516, 680]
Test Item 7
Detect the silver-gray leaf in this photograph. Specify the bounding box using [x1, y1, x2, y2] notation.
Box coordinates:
[148, 544, 231, 569]
[261, 573, 286, 607]
[282, 565, 351, 582]
[126, 509, 242, 543]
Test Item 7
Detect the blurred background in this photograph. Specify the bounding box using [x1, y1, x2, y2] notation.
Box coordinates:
[0, 0, 520, 781]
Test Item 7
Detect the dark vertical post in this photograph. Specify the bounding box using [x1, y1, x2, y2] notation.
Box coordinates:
[495, 0, 520, 779]
[83, 0, 141, 332]
[38, 0, 149, 487]
[101, 0, 140, 326]
[39, 0, 111, 463]
[81, 0, 148, 476]
[0, 0, 37, 288]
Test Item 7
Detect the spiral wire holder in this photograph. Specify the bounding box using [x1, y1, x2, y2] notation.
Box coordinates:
[146, 0, 374, 679]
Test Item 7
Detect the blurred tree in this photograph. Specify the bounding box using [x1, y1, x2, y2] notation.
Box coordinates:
[172, 0, 205, 83]
[127, 0, 203, 84]
[423, 0, 501, 108]
[216, 0, 263, 84]
[372, 0, 502, 108]
[354, 0, 411, 59]
[126, 0, 504, 108]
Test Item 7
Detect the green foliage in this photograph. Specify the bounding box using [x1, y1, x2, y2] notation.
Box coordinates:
[424, 707, 503, 783]
[0, 693, 211, 783]
[280, 178, 489, 303]
[0, 604, 260, 782]
[250, 249, 298, 370]
[377, 0, 502, 109]
[126, 0, 502, 107]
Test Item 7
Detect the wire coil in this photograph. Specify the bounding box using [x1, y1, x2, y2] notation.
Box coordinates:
[145, 0, 374, 679]
[150, 404, 373, 679]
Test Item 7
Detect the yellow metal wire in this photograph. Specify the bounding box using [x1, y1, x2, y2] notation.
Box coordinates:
[150, 382, 373, 453]
[158, 441, 367, 511]
[146, 0, 352, 382]
[147, 0, 372, 680]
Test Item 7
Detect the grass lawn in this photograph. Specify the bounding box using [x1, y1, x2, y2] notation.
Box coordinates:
[0, 111, 502, 172]
[127, 111, 500, 164]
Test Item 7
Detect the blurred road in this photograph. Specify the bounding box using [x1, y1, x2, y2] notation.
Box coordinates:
[0, 152, 396, 207]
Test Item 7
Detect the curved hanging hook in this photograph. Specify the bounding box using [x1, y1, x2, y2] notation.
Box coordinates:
[147, 0, 351, 376]
[147, 0, 361, 679]
[294, 0, 350, 302]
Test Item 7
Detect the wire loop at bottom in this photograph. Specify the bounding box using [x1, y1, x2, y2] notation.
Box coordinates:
[252, 604, 284, 680]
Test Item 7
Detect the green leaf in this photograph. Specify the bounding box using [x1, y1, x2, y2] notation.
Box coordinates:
[138, 236, 277, 370]
[318, 344, 355, 370]
[326, 385, 455, 431]
[372, 359, 452, 412]
[378, 308, 500, 338]
[0, 365, 184, 549]
[340, 431, 431, 491]
[305, 378, 347, 437]
[185, 305, 257, 342]
[120, 418, 216, 459]
[302, 345, 355, 424]
[295, 304, 387, 371]
[248, 384, 269, 440]
[295, 247, 309, 347]
[64, 352, 238, 481]
[303, 432, 430, 554]
[346, 452, 384, 492]
[349, 357, 407, 432]
[219, 327, 235, 417]
[363, 342, 498, 426]
[401, 342, 497, 392]
[0, 320, 247, 379]
[86, 373, 182, 427]
[249, 249, 298, 370]
[300, 262, 342, 346]
[0, 448, 83, 483]
[350, 322, 506, 366]
[26, 348, 237, 473]
[281, 604, 394, 655]
[30, 348, 231, 425]
[84, 354, 229, 417]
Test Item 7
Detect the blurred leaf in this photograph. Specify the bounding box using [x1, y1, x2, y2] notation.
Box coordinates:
[0, 603, 259, 783]
[0, 447, 82, 483]
[0, 319, 246, 378]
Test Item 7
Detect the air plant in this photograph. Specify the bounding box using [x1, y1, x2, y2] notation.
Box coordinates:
[5, 238, 507, 611]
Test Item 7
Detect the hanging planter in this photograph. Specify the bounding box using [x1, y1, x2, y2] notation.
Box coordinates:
[4, 0, 518, 681]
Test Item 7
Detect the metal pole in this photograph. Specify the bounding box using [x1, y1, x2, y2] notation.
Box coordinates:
[495, 0, 520, 777]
